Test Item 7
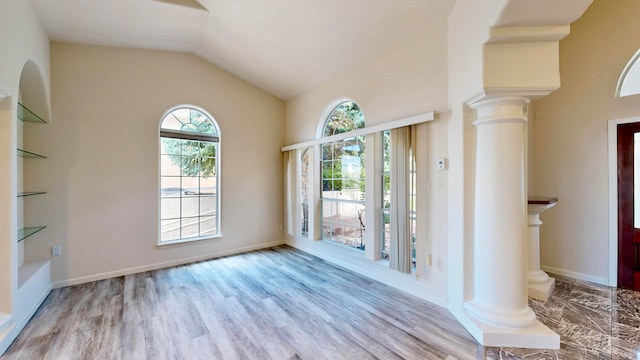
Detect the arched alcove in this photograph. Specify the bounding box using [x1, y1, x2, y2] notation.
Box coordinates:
[18, 60, 50, 122]
[617, 49, 640, 98]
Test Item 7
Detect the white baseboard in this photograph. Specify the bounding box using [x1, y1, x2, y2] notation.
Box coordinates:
[540, 265, 609, 286]
[52, 240, 285, 288]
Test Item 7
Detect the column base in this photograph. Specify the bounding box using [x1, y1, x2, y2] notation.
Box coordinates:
[465, 315, 560, 349]
[464, 299, 537, 329]
[528, 276, 555, 301]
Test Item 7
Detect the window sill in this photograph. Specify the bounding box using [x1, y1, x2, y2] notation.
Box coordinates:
[157, 234, 222, 248]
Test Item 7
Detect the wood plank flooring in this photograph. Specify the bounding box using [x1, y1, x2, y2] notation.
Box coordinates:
[0, 246, 479, 360]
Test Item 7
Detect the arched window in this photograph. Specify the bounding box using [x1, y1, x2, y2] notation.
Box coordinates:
[320, 101, 366, 249]
[617, 49, 640, 98]
[322, 101, 365, 136]
[159, 106, 220, 243]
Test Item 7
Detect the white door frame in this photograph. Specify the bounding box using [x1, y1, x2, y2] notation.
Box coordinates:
[608, 116, 640, 286]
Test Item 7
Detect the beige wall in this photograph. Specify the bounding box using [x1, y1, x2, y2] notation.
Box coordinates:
[23, 43, 285, 285]
[532, 0, 640, 282]
[284, 9, 452, 302]
[285, 4, 452, 146]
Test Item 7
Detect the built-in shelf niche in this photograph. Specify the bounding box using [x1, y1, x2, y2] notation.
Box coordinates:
[17, 103, 47, 246]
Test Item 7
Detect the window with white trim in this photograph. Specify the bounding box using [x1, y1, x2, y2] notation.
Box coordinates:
[320, 101, 366, 249]
[159, 106, 220, 244]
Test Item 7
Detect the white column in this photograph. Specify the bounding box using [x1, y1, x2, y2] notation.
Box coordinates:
[464, 96, 536, 328]
[528, 200, 557, 300]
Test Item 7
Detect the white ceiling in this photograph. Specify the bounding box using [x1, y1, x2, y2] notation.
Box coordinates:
[31, 0, 455, 100]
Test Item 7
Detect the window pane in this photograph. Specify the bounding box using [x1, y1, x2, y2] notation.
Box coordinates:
[161, 219, 181, 241]
[182, 177, 199, 194]
[171, 108, 191, 124]
[199, 216, 216, 236]
[322, 200, 365, 250]
[161, 177, 181, 198]
[160, 116, 183, 132]
[161, 155, 181, 176]
[181, 156, 200, 176]
[200, 141, 216, 155]
[200, 157, 216, 178]
[161, 138, 182, 155]
[161, 198, 180, 219]
[181, 218, 199, 238]
[300, 149, 310, 237]
[200, 196, 216, 216]
[382, 209, 390, 259]
[322, 161, 332, 179]
[182, 196, 199, 218]
[201, 176, 216, 195]
[182, 123, 199, 133]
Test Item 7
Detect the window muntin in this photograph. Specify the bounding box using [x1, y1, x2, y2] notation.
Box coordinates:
[320, 101, 366, 249]
[160, 107, 220, 243]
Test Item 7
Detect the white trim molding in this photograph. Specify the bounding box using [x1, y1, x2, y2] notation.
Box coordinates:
[282, 111, 435, 152]
[52, 241, 285, 289]
[0, 88, 10, 102]
[488, 25, 571, 44]
[541, 265, 609, 286]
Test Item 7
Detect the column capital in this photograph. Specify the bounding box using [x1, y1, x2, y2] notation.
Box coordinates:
[469, 96, 530, 127]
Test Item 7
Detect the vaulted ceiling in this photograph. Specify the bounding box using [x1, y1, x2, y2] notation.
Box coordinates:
[32, 0, 455, 100]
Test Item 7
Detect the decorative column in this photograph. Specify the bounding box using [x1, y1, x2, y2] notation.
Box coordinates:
[527, 196, 557, 301]
[464, 96, 536, 328]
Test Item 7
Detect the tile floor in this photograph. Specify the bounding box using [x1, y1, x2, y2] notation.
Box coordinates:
[487, 274, 640, 359]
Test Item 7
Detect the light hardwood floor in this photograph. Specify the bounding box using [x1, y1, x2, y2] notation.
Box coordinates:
[1, 246, 479, 360]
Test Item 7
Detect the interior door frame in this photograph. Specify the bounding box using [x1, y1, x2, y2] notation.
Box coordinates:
[608, 116, 640, 287]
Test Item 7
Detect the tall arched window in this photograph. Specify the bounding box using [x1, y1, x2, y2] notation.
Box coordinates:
[320, 101, 366, 249]
[159, 106, 220, 244]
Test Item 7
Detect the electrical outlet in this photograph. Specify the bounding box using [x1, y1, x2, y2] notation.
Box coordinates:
[436, 158, 447, 171]
[52, 245, 61, 257]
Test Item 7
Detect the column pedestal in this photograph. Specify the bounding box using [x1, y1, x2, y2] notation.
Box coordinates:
[527, 197, 557, 301]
